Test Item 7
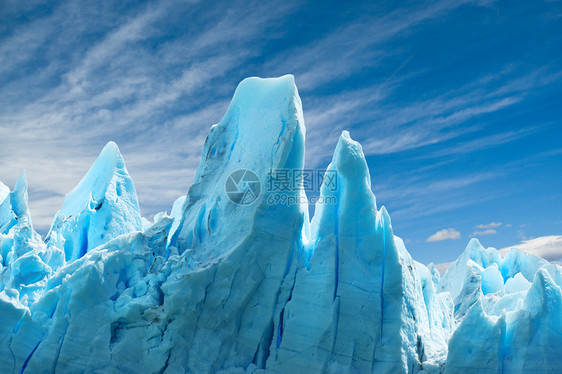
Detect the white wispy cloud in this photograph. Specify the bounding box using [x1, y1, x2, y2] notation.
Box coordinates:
[426, 228, 461, 242]
[476, 222, 502, 229]
[470, 229, 497, 237]
[269, 0, 479, 91]
[304, 75, 536, 168]
[469, 222, 501, 237]
[422, 127, 542, 159]
[304, 60, 562, 172]
[373, 172, 499, 221]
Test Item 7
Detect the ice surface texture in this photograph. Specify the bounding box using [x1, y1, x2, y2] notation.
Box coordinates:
[0, 75, 561, 373]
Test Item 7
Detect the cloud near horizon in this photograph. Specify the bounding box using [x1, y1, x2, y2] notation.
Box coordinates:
[470, 229, 497, 237]
[476, 222, 502, 229]
[426, 228, 461, 242]
[500, 236, 562, 263]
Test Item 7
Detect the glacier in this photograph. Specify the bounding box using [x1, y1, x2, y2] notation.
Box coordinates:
[0, 75, 561, 373]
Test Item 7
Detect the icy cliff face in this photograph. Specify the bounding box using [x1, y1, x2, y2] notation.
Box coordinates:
[270, 131, 453, 373]
[0, 75, 561, 374]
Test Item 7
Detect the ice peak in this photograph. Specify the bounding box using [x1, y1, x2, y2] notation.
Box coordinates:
[59, 142, 126, 216]
[460, 238, 501, 268]
[171, 75, 307, 259]
[14, 170, 27, 191]
[523, 268, 562, 320]
[378, 205, 391, 227]
[228, 75, 301, 131]
[0, 172, 32, 235]
[467, 237, 482, 248]
[311, 131, 377, 240]
[332, 131, 371, 184]
[11, 170, 29, 218]
[0, 181, 9, 201]
[46, 142, 141, 262]
[236, 74, 297, 103]
[98, 140, 124, 167]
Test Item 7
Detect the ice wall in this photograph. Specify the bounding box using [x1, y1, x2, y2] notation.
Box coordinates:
[0, 75, 560, 374]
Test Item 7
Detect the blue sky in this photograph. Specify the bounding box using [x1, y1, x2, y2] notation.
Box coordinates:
[0, 0, 561, 265]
